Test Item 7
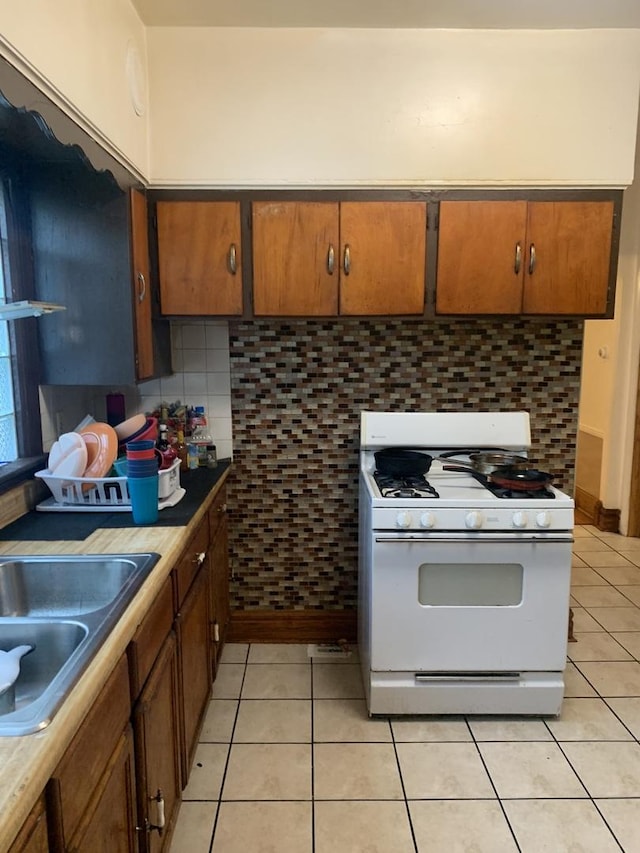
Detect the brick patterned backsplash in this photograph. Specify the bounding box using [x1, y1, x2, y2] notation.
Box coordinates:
[228, 318, 583, 611]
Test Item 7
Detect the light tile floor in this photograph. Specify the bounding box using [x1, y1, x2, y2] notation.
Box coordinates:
[170, 524, 640, 852]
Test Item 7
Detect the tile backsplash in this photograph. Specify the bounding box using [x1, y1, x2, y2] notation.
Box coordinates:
[40, 320, 234, 460]
[227, 317, 584, 612]
[39, 315, 584, 615]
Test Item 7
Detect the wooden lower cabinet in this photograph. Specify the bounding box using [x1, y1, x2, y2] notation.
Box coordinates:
[175, 564, 212, 784]
[67, 728, 138, 853]
[209, 486, 230, 676]
[132, 632, 182, 853]
[9, 794, 50, 853]
[47, 656, 137, 852]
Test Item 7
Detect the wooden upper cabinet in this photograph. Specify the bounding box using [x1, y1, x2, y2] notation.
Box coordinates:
[523, 201, 614, 315]
[157, 201, 243, 316]
[130, 189, 154, 380]
[339, 202, 426, 315]
[436, 199, 615, 316]
[252, 201, 426, 316]
[436, 201, 527, 314]
[252, 201, 339, 316]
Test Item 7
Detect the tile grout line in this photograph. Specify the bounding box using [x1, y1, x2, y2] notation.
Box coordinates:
[207, 649, 249, 853]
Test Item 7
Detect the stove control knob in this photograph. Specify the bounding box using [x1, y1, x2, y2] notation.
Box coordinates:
[512, 511, 529, 529]
[536, 511, 552, 529]
[420, 512, 436, 529]
[396, 511, 413, 529]
[465, 510, 484, 529]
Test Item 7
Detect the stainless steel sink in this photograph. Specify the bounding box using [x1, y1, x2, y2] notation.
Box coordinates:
[0, 553, 160, 736]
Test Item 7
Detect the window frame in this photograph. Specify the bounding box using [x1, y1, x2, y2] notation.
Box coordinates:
[0, 166, 46, 488]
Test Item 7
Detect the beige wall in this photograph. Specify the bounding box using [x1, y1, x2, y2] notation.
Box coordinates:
[146, 27, 640, 187]
[0, 0, 149, 178]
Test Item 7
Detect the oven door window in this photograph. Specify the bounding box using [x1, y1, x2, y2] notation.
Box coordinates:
[418, 563, 523, 606]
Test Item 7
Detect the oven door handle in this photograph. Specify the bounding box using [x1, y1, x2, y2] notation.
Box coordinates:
[374, 534, 572, 543]
[415, 672, 522, 683]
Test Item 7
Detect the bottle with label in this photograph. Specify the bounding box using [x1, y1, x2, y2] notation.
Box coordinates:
[191, 406, 213, 467]
[175, 430, 188, 472]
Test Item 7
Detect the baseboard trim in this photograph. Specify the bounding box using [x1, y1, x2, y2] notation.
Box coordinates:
[228, 609, 357, 643]
[594, 500, 621, 533]
[575, 487, 620, 533]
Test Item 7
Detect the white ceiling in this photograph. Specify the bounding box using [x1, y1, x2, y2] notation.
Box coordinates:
[131, 0, 640, 29]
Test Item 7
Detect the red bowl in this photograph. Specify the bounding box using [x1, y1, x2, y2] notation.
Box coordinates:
[118, 416, 158, 447]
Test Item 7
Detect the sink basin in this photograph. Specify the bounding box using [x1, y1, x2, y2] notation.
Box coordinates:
[0, 553, 160, 735]
[0, 555, 157, 617]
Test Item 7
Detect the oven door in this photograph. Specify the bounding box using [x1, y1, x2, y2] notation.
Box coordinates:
[369, 532, 572, 673]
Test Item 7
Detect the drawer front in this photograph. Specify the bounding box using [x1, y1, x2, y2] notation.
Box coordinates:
[51, 655, 130, 842]
[174, 519, 209, 607]
[128, 575, 174, 700]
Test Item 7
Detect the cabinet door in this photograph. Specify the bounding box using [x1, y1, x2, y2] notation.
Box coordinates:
[252, 201, 339, 316]
[436, 200, 527, 314]
[130, 189, 154, 380]
[339, 202, 426, 315]
[68, 727, 138, 853]
[50, 656, 131, 846]
[523, 201, 614, 314]
[8, 794, 49, 853]
[175, 566, 212, 783]
[132, 632, 181, 853]
[157, 201, 243, 315]
[209, 488, 230, 676]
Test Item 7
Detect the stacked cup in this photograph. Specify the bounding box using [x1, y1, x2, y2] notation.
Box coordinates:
[126, 439, 159, 524]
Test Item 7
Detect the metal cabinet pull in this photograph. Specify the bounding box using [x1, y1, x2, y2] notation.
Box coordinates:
[514, 243, 521, 274]
[136, 789, 165, 836]
[327, 244, 335, 275]
[193, 551, 206, 566]
[528, 243, 536, 275]
[137, 272, 146, 303]
[343, 244, 351, 276]
[228, 243, 237, 275]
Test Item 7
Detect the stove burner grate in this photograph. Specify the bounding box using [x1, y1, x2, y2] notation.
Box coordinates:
[374, 471, 440, 499]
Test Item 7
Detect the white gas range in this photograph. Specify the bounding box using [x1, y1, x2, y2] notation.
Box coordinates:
[358, 410, 574, 716]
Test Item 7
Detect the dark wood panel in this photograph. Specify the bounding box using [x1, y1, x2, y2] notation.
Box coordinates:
[228, 609, 357, 643]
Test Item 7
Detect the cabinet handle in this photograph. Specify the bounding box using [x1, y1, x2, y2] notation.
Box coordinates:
[217, 503, 227, 514]
[228, 243, 237, 275]
[137, 789, 165, 836]
[193, 551, 206, 566]
[343, 244, 351, 276]
[514, 242, 522, 274]
[137, 272, 146, 303]
[528, 243, 536, 275]
[327, 244, 335, 275]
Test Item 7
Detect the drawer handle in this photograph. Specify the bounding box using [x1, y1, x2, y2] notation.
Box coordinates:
[193, 551, 206, 566]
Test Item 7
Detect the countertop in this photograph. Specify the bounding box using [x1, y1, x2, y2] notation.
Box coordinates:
[0, 462, 231, 851]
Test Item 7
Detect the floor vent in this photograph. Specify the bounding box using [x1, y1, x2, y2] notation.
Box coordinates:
[307, 642, 352, 660]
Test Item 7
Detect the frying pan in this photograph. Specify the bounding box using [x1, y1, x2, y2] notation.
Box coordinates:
[443, 464, 554, 491]
[438, 450, 528, 475]
[374, 448, 433, 477]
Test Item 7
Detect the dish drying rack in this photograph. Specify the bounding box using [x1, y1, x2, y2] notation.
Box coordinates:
[34, 459, 183, 512]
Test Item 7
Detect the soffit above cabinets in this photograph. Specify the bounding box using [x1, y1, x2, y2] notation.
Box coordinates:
[131, 0, 640, 29]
